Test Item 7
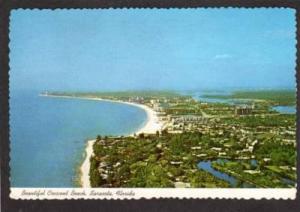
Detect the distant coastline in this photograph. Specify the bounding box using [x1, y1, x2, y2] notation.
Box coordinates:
[40, 93, 164, 187]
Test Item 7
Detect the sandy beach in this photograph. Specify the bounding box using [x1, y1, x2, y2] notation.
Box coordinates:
[41, 94, 164, 187]
[80, 139, 95, 188]
[80, 99, 163, 187]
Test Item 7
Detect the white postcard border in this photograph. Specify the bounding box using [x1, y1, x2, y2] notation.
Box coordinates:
[10, 188, 297, 200]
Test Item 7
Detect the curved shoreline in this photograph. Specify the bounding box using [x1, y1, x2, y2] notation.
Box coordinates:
[80, 103, 162, 187]
[40, 94, 163, 187]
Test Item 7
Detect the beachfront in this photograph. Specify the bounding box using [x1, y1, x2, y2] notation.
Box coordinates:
[41, 93, 164, 187]
[75, 98, 164, 187]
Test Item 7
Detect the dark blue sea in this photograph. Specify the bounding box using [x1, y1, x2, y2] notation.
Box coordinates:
[10, 90, 147, 187]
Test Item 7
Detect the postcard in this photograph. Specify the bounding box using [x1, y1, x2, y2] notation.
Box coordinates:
[6, 8, 298, 200]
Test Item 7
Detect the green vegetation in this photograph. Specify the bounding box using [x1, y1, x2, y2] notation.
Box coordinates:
[90, 156, 102, 187]
[255, 140, 296, 167]
[89, 133, 230, 188]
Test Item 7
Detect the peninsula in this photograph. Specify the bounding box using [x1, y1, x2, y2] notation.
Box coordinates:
[42, 90, 296, 188]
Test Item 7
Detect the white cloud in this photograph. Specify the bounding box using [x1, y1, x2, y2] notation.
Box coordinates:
[214, 54, 233, 60]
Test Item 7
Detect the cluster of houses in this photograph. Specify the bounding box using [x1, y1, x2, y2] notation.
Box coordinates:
[128, 96, 145, 104]
[164, 115, 210, 133]
[234, 104, 255, 116]
[126, 96, 295, 167]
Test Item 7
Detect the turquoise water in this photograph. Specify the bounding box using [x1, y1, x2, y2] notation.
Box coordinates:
[10, 90, 147, 187]
[272, 106, 296, 114]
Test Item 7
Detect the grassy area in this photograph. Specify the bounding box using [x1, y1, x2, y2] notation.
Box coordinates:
[203, 90, 296, 106]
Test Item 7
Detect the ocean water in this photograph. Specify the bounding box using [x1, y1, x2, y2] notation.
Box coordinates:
[10, 90, 147, 187]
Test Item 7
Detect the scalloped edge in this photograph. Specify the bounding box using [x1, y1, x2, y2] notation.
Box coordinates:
[5, 6, 299, 201]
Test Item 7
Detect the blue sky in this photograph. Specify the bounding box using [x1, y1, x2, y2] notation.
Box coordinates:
[10, 9, 296, 92]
